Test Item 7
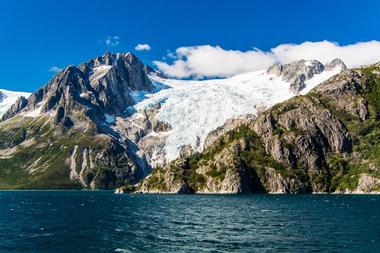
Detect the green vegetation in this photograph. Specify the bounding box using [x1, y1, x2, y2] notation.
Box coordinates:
[324, 66, 380, 191]
[362, 66, 380, 113]
[0, 115, 112, 189]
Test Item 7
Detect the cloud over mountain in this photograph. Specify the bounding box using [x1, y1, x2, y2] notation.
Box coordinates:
[48, 66, 63, 73]
[154, 41, 380, 78]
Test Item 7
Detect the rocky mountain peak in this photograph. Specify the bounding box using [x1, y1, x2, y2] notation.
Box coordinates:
[267, 60, 323, 80]
[325, 58, 347, 71]
[267, 59, 346, 94]
[2, 96, 28, 120]
[2, 52, 154, 121]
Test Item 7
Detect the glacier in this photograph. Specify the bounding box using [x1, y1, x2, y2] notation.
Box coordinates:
[130, 66, 343, 162]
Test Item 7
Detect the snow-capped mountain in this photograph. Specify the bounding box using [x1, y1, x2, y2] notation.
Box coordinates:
[0, 89, 31, 118]
[0, 52, 347, 189]
[115, 58, 346, 166]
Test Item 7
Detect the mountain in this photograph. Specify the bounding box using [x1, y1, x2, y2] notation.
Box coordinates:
[0, 52, 154, 189]
[137, 63, 380, 194]
[0, 52, 347, 189]
[119, 59, 345, 167]
[0, 89, 31, 118]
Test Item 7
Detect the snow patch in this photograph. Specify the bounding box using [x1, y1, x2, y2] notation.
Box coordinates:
[23, 105, 43, 118]
[300, 67, 342, 95]
[0, 89, 31, 117]
[90, 65, 112, 83]
[69, 146, 79, 180]
[105, 114, 115, 124]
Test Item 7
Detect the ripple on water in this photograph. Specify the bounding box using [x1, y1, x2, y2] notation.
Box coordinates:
[0, 192, 379, 253]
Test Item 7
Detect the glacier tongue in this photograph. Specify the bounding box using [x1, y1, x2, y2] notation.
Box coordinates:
[130, 65, 342, 163]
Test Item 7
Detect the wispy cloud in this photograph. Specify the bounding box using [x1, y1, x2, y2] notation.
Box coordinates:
[48, 66, 63, 73]
[154, 41, 380, 78]
[103, 36, 120, 47]
[135, 43, 151, 51]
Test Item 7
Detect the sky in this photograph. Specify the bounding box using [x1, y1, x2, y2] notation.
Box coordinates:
[1, 0, 380, 92]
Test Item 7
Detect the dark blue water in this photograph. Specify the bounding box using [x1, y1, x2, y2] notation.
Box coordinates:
[0, 192, 379, 253]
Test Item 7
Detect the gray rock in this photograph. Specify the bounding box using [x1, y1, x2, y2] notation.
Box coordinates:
[325, 58, 347, 71]
[2, 52, 153, 121]
[267, 59, 325, 93]
[179, 145, 195, 158]
[2, 96, 28, 120]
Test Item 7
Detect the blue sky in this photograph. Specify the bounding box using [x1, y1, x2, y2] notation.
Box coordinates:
[1, 0, 380, 91]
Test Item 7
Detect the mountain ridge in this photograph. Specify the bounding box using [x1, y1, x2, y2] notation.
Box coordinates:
[0, 53, 353, 190]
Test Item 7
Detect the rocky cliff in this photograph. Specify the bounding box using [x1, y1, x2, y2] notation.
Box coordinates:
[137, 63, 380, 194]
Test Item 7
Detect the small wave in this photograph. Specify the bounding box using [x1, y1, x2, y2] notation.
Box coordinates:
[114, 249, 132, 253]
[29, 233, 54, 238]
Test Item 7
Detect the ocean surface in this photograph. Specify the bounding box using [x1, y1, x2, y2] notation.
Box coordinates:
[0, 192, 379, 253]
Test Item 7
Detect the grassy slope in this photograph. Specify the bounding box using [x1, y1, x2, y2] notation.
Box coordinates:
[0, 115, 107, 189]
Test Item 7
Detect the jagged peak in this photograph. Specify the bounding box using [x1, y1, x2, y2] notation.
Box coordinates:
[2, 51, 155, 121]
[266, 58, 348, 94]
[267, 59, 324, 81]
[325, 58, 347, 71]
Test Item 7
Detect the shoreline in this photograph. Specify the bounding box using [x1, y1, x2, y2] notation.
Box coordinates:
[0, 189, 379, 195]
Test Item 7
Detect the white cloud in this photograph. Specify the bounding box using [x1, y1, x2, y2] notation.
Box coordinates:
[135, 43, 151, 51]
[104, 36, 120, 47]
[154, 41, 380, 78]
[154, 45, 274, 78]
[48, 66, 63, 73]
[271, 40, 380, 68]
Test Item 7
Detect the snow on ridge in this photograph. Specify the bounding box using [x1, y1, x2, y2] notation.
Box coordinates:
[131, 67, 342, 162]
[90, 65, 112, 83]
[23, 106, 43, 118]
[0, 89, 31, 118]
[300, 66, 342, 95]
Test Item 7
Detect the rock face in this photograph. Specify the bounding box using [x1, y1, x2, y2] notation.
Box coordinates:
[203, 115, 255, 149]
[267, 59, 346, 93]
[353, 174, 380, 193]
[0, 52, 155, 189]
[138, 63, 380, 194]
[113, 103, 172, 168]
[0, 89, 31, 119]
[2, 96, 28, 120]
[325, 58, 347, 71]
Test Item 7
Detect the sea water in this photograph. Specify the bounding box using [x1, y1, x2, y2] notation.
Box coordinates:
[0, 191, 379, 252]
